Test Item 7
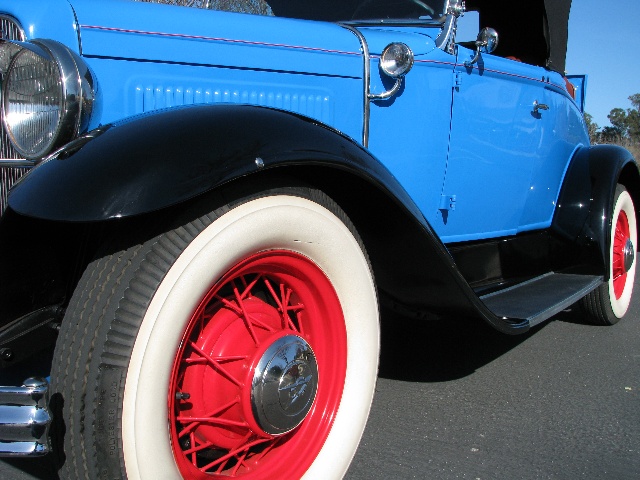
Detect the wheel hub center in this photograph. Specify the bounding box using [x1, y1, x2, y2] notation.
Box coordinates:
[623, 238, 635, 273]
[251, 335, 318, 435]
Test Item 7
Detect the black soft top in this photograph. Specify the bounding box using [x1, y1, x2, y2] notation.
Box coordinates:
[466, 0, 572, 72]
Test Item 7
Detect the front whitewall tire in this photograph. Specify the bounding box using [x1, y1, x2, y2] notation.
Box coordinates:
[122, 193, 379, 479]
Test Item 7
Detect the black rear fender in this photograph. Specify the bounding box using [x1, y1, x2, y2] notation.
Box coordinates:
[585, 145, 638, 277]
[552, 144, 639, 278]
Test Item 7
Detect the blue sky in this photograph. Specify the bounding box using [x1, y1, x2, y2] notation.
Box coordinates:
[566, 0, 640, 128]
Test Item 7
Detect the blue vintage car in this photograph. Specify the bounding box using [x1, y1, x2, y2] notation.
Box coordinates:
[0, 0, 637, 478]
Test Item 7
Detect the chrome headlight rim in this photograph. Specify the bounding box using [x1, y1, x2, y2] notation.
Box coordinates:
[1, 39, 96, 160]
[379, 42, 414, 79]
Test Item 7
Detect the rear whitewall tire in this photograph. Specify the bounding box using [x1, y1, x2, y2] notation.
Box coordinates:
[122, 193, 379, 479]
[581, 184, 637, 325]
[607, 188, 637, 319]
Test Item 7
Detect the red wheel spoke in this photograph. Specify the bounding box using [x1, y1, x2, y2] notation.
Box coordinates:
[190, 432, 197, 466]
[177, 399, 248, 437]
[263, 278, 305, 332]
[612, 210, 631, 299]
[230, 449, 250, 476]
[184, 355, 247, 365]
[215, 294, 277, 334]
[188, 341, 244, 386]
[200, 437, 273, 473]
[232, 283, 261, 345]
[177, 415, 248, 428]
[246, 434, 283, 464]
[213, 432, 253, 474]
[183, 438, 215, 456]
[214, 295, 243, 315]
[176, 398, 239, 436]
[169, 250, 348, 478]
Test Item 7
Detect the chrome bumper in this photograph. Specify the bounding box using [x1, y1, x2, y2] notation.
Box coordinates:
[0, 378, 51, 456]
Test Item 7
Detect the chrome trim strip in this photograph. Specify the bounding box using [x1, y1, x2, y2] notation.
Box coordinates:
[80, 25, 362, 57]
[0, 159, 34, 168]
[0, 378, 51, 457]
[339, 24, 372, 147]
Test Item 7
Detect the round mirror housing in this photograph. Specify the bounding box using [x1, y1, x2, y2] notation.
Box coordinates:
[477, 27, 499, 54]
[464, 27, 499, 67]
[379, 42, 414, 78]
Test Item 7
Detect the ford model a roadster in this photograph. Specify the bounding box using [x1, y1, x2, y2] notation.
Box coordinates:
[0, 0, 637, 478]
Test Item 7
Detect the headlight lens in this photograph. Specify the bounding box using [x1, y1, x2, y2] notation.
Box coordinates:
[3, 47, 63, 159]
[380, 43, 414, 78]
[1, 39, 97, 160]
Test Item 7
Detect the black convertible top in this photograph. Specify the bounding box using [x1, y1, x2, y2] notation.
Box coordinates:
[544, 0, 572, 72]
[466, 0, 572, 72]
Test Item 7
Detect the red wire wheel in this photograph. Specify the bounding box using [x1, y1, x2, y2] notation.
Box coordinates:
[168, 250, 347, 478]
[581, 185, 637, 324]
[612, 209, 631, 300]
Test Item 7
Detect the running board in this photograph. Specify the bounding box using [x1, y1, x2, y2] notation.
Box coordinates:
[480, 273, 603, 327]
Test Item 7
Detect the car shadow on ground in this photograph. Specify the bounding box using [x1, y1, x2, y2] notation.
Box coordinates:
[1, 308, 589, 479]
[376, 307, 585, 383]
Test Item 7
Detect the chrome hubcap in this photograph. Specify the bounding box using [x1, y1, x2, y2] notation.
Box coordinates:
[251, 335, 318, 435]
[623, 238, 635, 273]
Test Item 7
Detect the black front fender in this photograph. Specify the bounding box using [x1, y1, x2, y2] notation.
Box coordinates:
[3, 104, 533, 337]
[8, 104, 424, 222]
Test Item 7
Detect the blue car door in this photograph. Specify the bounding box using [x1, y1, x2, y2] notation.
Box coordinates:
[436, 47, 551, 243]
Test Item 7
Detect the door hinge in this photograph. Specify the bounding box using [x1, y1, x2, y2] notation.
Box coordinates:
[439, 194, 457, 211]
[453, 71, 462, 90]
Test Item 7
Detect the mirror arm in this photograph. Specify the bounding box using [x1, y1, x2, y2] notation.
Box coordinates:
[368, 78, 404, 101]
[464, 40, 487, 67]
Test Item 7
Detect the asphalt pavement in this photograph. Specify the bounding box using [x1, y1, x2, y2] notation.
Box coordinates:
[346, 275, 640, 480]
[2, 276, 639, 480]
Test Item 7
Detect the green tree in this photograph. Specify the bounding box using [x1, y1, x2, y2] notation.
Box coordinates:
[602, 94, 640, 144]
[584, 112, 599, 143]
[626, 94, 640, 141]
[607, 107, 629, 137]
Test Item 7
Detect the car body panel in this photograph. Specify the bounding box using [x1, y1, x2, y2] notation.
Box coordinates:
[70, 0, 366, 139]
[1, 0, 639, 465]
[438, 46, 590, 242]
[367, 46, 455, 227]
[0, 0, 637, 348]
[1, 0, 79, 51]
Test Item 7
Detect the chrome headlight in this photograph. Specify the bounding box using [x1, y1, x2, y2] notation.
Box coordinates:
[1, 39, 96, 160]
[379, 42, 414, 78]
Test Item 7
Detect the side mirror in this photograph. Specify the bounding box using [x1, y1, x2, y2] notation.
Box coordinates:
[464, 27, 499, 66]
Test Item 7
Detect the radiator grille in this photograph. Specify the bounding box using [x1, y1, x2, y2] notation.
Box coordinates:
[1, 14, 28, 214]
[1, 14, 26, 41]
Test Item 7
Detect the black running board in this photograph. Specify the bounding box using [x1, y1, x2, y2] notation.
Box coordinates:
[479, 273, 603, 327]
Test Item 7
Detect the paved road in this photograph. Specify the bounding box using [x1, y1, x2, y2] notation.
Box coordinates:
[346, 276, 640, 480]
[2, 277, 639, 479]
